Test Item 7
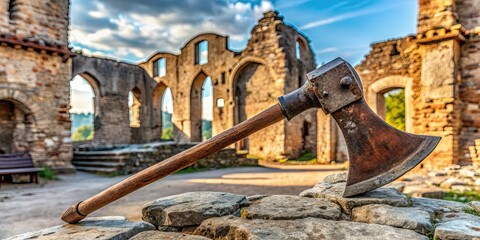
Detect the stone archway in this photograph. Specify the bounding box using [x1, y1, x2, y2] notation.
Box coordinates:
[0, 98, 36, 154]
[152, 82, 168, 129]
[189, 71, 213, 142]
[231, 60, 274, 154]
[365, 75, 413, 132]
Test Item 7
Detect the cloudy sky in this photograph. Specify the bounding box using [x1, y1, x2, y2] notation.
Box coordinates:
[69, 0, 418, 115]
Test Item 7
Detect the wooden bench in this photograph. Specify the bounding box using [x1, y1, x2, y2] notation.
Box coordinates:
[0, 152, 44, 188]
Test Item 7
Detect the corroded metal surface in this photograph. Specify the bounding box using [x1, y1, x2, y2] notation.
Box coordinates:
[279, 57, 440, 197]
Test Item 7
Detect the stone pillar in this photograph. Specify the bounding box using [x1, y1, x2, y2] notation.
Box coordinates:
[316, 111, 336, 164]
[415, 39, 462, 170]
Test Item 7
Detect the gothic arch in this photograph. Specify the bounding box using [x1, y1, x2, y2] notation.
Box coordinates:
[366, 75, 413, 132]
[230, 56, 277, 82]
[189, 71, 212, 142]
[152, 81, 168, 128]
[72, 72, 102, 118]
[0, 97, 37, 154]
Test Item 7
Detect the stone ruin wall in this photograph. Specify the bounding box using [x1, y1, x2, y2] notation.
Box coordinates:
[0, 0, 73, 171]
[357, 0, 480, 170]
[71, 56, 161, 146]
[70, 11, 317, 161]
[136, 11, 318, 160]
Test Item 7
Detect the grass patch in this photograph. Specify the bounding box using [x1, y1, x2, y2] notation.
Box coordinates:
[442, 190, 480, 203]
[295, 152, 316, 161]
[38, 167, 58, 180]
[465, 207, 480, 217]
[276, 152, 317, 164]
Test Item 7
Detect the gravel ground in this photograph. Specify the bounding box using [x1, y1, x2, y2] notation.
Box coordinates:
[0, 166, 342, 238]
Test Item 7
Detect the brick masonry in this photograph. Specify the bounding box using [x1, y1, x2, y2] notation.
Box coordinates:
[73, 11, 318, 161]
[1, 0, 480, 171]
[0, 0, 73, 172]
[357, 0, 480, 170]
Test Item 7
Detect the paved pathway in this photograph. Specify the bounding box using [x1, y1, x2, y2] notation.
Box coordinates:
[0, 166, 343, 238]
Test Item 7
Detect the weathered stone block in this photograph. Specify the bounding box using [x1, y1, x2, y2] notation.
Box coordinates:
[194, 216, 429, 240]
[240, 195, 341, 220]
[5, 216, 155, 240]
[142, 192, 247, 228]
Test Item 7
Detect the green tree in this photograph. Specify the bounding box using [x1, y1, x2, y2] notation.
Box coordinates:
[162, 127, 174, 140]
[384, 89, 405, 131]
[72, 125, 94, 141]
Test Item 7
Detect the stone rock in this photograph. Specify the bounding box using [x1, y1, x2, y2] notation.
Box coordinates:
[142, 192, 247, 228]
[441, 212, 480, 223]
[386, 182, 406, 192]
[323, 172, 347, 183]
[245, 195, 268, 203]
[435, 216, 480, 240]
[194, 216, 429, 240]
[351, 204, 432, 235]
[468, 201, 480, 213]
[130, 231, 210, 240]
[411, 197, 467, 215]
[403, 185, 446, 198]
[440, 177, 464, 188]
[5, 216, 155, 240]
[300, 174, 411, 213]
[240, 195, 341, 220]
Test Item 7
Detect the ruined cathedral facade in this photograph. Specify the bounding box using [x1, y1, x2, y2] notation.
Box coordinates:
[0, 0, 479, 172]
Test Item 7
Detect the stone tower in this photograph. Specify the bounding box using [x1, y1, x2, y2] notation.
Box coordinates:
[355, 0, 480, 170]
[0, 0, 74, 171]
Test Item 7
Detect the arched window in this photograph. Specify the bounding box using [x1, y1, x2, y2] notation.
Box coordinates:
[381, 88, 405, 131]
[161, 88, 174, 140]
[295, 40, 301, 59]
[201, 77, 213, 140]
[0, 99, 35, 153]
[190, 72, 213, 142]
[70, 75, 95, 141]
[128, 88, 142, 128]
[195, 40, 208, 65]
[153, 58, 166, 77]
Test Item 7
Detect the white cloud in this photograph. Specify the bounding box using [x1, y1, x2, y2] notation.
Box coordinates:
[316, 47, 339, 54]
[300, 2, 400, 30]
[70, 0, 274, 60]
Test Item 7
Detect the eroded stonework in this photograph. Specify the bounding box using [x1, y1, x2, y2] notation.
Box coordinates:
[354, 0, 480, 170]
[73, 11, 318, 160]
[0, 0, 73, 171]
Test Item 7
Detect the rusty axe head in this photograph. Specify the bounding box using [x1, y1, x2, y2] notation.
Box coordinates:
[278, 58, 441, 197]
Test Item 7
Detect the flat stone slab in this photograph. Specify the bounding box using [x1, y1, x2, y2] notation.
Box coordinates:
[194, 216, 429, 240]
[411, 197, 467, 215]
[240, 195, 341, 220]
[5, 216, 155, 240]
[142, 191, 247, 228]
[130, 231, 209, 240]
[435, 219, 480, 240]
[351, 204, 432, 235]
[300, 173, 411, 213]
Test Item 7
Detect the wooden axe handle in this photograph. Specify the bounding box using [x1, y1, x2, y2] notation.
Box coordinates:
[61, 104, 285, 223]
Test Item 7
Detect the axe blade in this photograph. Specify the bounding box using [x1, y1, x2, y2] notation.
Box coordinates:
[331, 99, 441, 197]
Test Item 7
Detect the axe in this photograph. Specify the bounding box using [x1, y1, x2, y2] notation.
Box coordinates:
[61, 58, 440, 223]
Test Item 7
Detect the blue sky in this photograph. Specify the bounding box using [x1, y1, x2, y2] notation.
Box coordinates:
[69, 0, 418, 65]
[69, 0, 418, 114]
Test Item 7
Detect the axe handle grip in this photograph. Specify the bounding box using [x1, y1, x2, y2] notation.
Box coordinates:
[61, 103, 285, 224]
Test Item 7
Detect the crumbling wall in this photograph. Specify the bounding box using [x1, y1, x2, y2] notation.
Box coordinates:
[136, 11, 317, 160]
[72, 55, 160, 145]
[356, 0, 480, 170]
[0, 0, 73, 171]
